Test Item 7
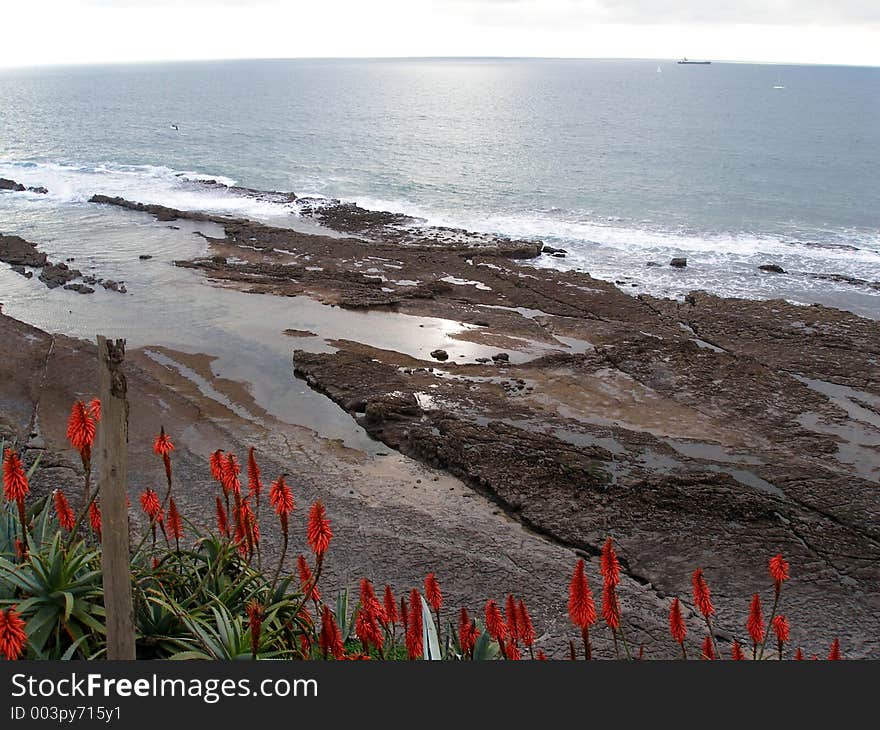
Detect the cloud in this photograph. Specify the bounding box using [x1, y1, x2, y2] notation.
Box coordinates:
[85, 0, 279, 6]
[437, 0, 880, 26]
[2, 1, 878, 67]
[77, 1, 880, 25]
[592, 0, 880, 25]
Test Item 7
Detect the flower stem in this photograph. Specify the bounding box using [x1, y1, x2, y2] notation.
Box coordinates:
[271, 530, 289, 593]
[581, 625, 592, 660]
[757, 584, 781, 660]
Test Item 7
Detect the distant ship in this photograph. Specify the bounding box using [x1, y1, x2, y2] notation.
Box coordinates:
[677, 57, 711, 65]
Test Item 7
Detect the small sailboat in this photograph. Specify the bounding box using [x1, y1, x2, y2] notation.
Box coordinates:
[657, 65, 662, 73]
[772, 70, 785, 89]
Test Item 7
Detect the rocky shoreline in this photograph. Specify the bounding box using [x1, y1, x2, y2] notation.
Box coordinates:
[2, 187, 879, 656]
[79, 191, 880, 656]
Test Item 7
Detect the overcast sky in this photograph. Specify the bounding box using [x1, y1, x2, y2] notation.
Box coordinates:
[1, 0, 878, 68]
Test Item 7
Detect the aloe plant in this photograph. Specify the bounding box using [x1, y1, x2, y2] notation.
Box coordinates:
[0, 531, 104, 659]
[151, 597, 289, 660]
[335, 588, 357, 643]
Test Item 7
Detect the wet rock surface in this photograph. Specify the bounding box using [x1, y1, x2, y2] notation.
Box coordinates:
[295, 197, 542, 257]
[39, 262, 82, 289]
[1, 231, 126, 294]
[0, 178, 48, 194]
[0, 178, 26, 192]
[1, 233, 49, 268]
[89, 194, 227, 223]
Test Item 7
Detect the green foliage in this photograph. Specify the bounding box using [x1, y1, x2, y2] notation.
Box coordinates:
[0, 517, 104, 659]
[420, 595, 442, 660]
[0, 451, 505, 662]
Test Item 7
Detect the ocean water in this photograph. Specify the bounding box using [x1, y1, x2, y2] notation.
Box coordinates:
[1, 58, 880, 315]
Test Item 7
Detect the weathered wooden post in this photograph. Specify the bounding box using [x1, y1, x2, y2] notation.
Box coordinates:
[97, 336, 136, 660]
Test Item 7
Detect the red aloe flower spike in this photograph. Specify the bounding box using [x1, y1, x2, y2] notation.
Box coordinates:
[153, 427, 174, 499]
[246, 600, 264, 659]
[691, 567, 719, 661]
[53, 490, 75, 531]
[360, 579, 388, 626]
[691, 568, 714, 618]
[297, 555, 321, 602]
[64, 399, 99, 543]
[425, 572, 444, 644]
[669, 598, 687, 658]
[769, 554, 790, 587]
[355, 604, 384, 656]
[88, 398, 101, 423]
[247, 447, 262, 501]
[269, 476, 295, 519]
[88, 501, 102, 542]
[506, 639, 521, 660]
[319, 605, 345, 660]
[459, 607, 475, 657]
[3, 448, 29, 502]
[223, 453, 241, 496]
[153, 427, 174, 457]
[772, 615, 790, 660]
[731, 640, 746, 661]
[600, 536, 620, 587]
[3, 448, 30, 544]
[14, 539, 27, 561]
[167, 496, 183, 544]
[568, 558, 596, 660]
[485, 600, 509, 659]
[405, 589, 423, 659]
[517, 599, 536, 652]
[0, 607, 28, 660]
[400, 596, 409, 635]
[505, 593, 519, 643]
[701, 635, 715, 660]
[568, 559, 596, 629]
[66, 401, 97, 456]
[209, 450, 225, 482]
[484, 600, 508, 644]
[235, 498, 258, 558]
[600, 537, 628, 658]
[828, 638, 841, 660]
[139, 489, 162, 522]
[298, 606, 314, 629]
[425, 573, 443, 612]
[307, 501, 332, 561]
[536, 650, 548, 661]
[794, 647, 804, 660]
[602, 582, 621, 631]
[759, 554, 790, 660]
[215, 496, 230, 538]
[747, 593, 764, 659]
[383, 585, 398, 627]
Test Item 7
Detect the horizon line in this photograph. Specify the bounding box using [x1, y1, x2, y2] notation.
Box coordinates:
[2, 55, 879, 71]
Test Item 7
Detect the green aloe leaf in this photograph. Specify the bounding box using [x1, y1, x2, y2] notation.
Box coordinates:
[420, 595, 442, 660]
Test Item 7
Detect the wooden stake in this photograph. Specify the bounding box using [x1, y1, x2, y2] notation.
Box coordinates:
[97, 336, 136, 660]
